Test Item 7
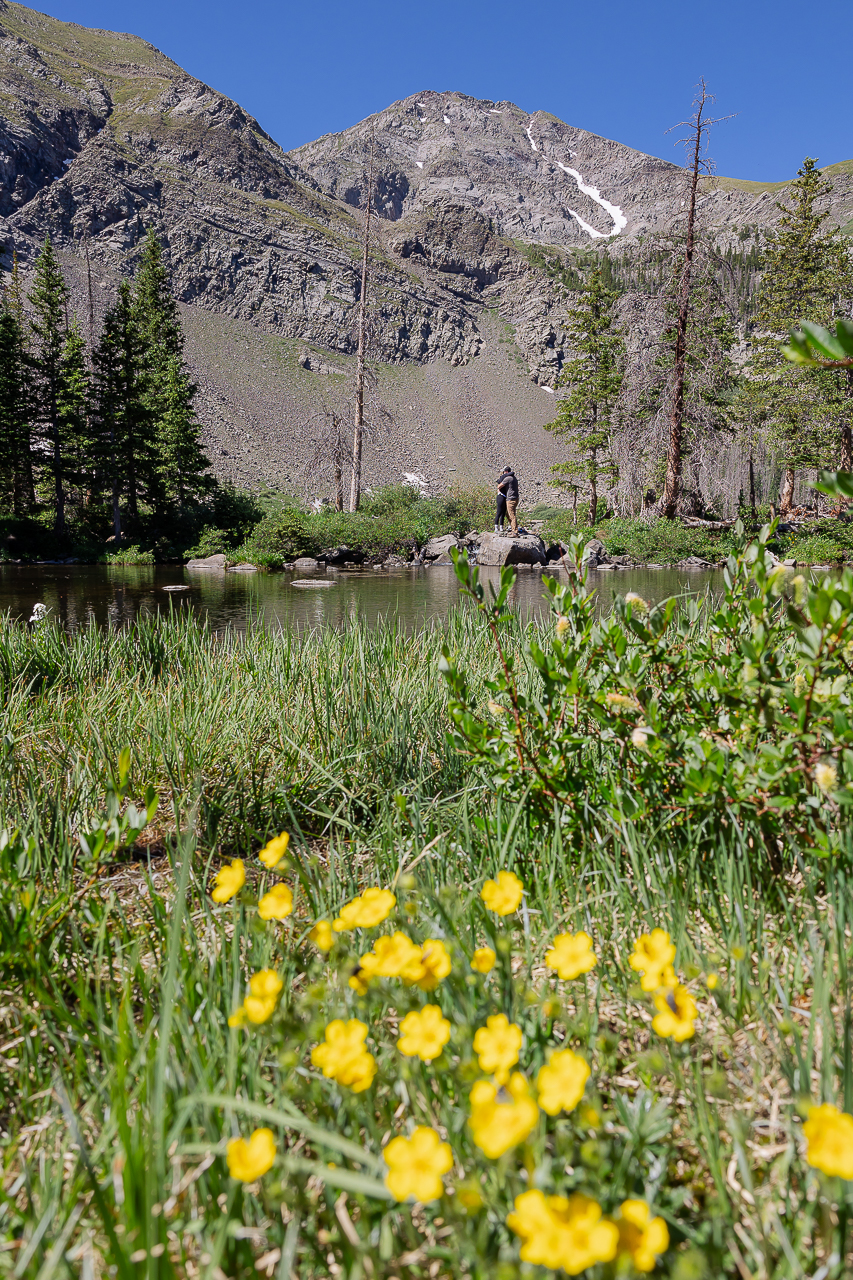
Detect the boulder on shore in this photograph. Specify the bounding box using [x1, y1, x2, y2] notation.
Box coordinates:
[186, 553, 226, 570]
[422, 533, 460, 561]
[582, 539, 608, 568]
[318, 545, 365, 566]
[477, 532, 546, 567]
[291, 556, 322, 571]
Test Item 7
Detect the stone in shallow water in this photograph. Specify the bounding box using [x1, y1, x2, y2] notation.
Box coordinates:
[292, 579, 335, 587]
[163, 584, 190, 591]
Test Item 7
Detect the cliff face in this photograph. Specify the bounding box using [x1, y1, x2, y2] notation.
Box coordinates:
[1, 3, 851, 506]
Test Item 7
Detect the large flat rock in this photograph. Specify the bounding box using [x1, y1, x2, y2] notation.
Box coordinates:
[477, 532, 546, 567]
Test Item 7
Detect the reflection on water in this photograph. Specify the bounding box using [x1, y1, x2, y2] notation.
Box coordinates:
[0, 563, 729, 633]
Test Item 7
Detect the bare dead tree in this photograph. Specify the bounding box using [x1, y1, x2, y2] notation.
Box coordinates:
[349, 129, 376, 513]
[659, 81, 734, 519]
[301, 400, 352, 510]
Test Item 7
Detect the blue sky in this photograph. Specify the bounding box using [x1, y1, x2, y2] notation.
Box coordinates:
[43, 0, 851, 181]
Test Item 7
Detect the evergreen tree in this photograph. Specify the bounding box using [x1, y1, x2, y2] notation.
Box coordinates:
[133, 229, 209, 510]
[157, 353, 211, 507]
[56, 320, 89, 504]
[91, 280, 147, 538]
[0, 253, 36, 516]
[749, 158, 853, 510]
[545, 266, 625, 523]
[29, 236, 71, 533]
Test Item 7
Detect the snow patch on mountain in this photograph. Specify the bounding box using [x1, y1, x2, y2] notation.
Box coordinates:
[556, 161, 626, 239]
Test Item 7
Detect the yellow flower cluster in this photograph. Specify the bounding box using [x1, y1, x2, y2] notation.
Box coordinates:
[804, 1102, 853, 1179]
[383, 1125, 453, 1203]
[211, 858, 245, 904]
[226, 1128, 276, 1182]
[468, 1074, 539, 1157]
[629, 929, 698, 1041]
[311, 1018, 376, 1092]
[545, 930, 597, 980]
[507, 1192, 668, 1275]
[480, 870, 524, 915]
[605, 691, 637, 709]
[350, 932, 451, 993]
[309, 920, 334, 951]
[629, 929, 676, 992]
[333, 887, 396, 932]
[507, 1190, 618, 1274]
[228, 969, 283, 1026]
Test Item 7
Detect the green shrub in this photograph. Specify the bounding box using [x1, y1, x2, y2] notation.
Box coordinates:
[102, 544, 155, 565]
[541, 515, 735, 563]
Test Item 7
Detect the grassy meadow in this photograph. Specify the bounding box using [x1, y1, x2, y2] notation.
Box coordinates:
[1, 526, 852, 1279]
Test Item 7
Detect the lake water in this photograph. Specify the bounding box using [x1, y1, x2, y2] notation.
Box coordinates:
[0, 562, 728, 632]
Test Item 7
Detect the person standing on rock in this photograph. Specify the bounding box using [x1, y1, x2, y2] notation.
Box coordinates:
[497, 466, 519, 536]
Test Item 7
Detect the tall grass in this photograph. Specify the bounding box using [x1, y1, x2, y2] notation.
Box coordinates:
[1, 604, 851, 1277]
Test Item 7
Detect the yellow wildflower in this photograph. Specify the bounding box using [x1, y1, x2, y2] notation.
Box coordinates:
[309, 920, 334, 951]
[536, 1048, 590, 1116]
[471, 946, 496, 974]
[507, 1190, 618, 1274]
[803, 1103, 853, 1179]
[226, 1128, 276, 1182]
[545, 931, 597, 980]
[258, 831, 289, 869]
[359, 931, 422, 981]
[404, 938, 452, 990]
[705, 972, 719, 990]
[244, 969, 283, 1024]
[257, 883, 293, 921]
[652, 984, 697, 1042]
[629, 929, 677, 992]
[211, 858, 245, 904]
[794, 672, 807, 697]
[481, 870, 524, 916]
[487, 699, 508, 716]
[556, 615, 570, 636]
[815, 760, 838, 794]
[456, 1183, 485, 1213]
[333, 887, 396, 932]
[383, 1126, 453, 1203]
[617, 1200, 670, 1272]
[631, 725, 650, 749]
[397, 1005, 451, 1062]
[311, 1019, 376, 1092]
[473, 1013, 522, 1083]
[468, 1073, 538, 1158]
[792, 574, 807, 606]
[625, 592, 649, 613]
[227, 1006, 247, 1028]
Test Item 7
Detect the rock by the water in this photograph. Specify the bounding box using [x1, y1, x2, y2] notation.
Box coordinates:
[477, 532, 546, 567]
[423, 533, 460, 560]
[383, 554, 410, 567]
[582, 539, 608, 568]
[228, 562, 258, 572]
[186, 553, 226, 570]
[292, 579, 335, 587]
[678, 556, 715, 568]
[291, 557, 322, 571]
[319, 546, 364, 566]
[163, 584, 190, 591]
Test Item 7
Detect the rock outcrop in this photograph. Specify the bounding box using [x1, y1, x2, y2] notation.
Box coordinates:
[477, 533, 546, 566]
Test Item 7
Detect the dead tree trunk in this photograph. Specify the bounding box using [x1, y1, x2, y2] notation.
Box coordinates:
[349, 137, 375, 513]
[748, 449, 756, 517]
[779, 466, 796, 514]
[660, 81, 724, 520]
[333, 414, 345, 512]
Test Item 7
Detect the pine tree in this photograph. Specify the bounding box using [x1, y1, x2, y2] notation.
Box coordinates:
[56, 320, 89, 505]
[545, 266, 625, 523]
[750, 158, 853, 510]
[29, 236, 71, 533]
[157, 353, 211, 507]
[0, 252, 36, 516]
[91, 280, 147, 538]
[133, 229, 209, 511]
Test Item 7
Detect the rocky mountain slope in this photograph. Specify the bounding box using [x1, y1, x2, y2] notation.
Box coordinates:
[1, 1, 851, 505]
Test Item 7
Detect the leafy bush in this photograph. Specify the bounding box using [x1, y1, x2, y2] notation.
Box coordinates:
[102, 543, 155, 565]
[541, 515, 735, 563]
